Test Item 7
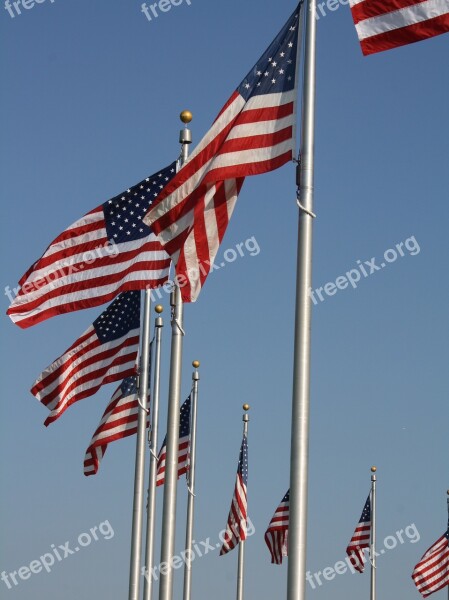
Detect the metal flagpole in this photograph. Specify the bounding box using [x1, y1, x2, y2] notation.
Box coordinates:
[128, 291, 152, 600]
[236, 404, 250, 600]
[143, 305, 164, 600]
[158, 110, 192, 600]
[370, 467, 377, 600]
[182, 360, 200, 600]
[287, 0, 317, 598]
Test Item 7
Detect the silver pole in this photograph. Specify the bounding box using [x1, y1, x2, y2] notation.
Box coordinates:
[236, 405, 250, 600]
[158, 111, 192, 600]
[182, 361, 200, 600]
[142, 305, 164, 600]
[370, 467, 377, 600]
[447, 491, 449, 600]
[128, 291, 152, 600]
[287, 0, 316, 598]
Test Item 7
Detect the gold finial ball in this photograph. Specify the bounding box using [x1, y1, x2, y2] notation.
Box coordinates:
[242, 403, 250, 412]
[192, 360, 200, 369]
[155, 305, 163, 314]
[180, 110, 193, 124]
[371, 466, 377, 473]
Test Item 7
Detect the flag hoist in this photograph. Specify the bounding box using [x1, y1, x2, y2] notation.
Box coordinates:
[158, 111, 193, 600]
[143, 304, 164, 600]
[182, 360, 200, 600]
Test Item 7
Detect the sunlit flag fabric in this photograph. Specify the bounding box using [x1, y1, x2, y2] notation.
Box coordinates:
[7, 163, 176, 329]
[220, 435, 249, 555]
[412, 527, 449, 597]
[265, 490, 290, 565]
[350, 0, 449, 56]
[31, 291, 141, 427]
[83, 375, 150, 476]
[156, 395, 191, 486]
[144, 4, 301, 302]
[346, 495, 372, 573]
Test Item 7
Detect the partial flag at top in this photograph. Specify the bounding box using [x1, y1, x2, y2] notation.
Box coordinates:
[350, 0, 449, 56]
[144, 3, 302, 302]
[7, 163, 176, 329]
[156, 395, 191, 486]
[346, 495, 372, 573]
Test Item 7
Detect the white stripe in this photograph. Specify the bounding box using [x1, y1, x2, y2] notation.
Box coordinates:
[208, 138, 294, 171]
[355, 0, 449, 40]
[43, 212, 106, 258]
[241, 89, 296, 110]
[226, 114, 295, 140]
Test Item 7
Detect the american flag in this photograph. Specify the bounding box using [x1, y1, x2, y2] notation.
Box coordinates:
[7, 163, 176, 329]
[220, 435, 249, 555]
[265, 489, 290, 565]
[346, 495, 372, 573]
[412, 527, 449, 597]
[83, 375, 150, 476]
[156, 395, 191, 486]
[31, 291, 141, 427]
[350, 0, 449, 56]
[144, 4, 301, 302]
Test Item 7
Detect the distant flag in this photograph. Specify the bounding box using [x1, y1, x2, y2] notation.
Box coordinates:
[220, 435, 249, 555]
[83, 375, 150, 476]
[144, 4, 302, 302]
[350, 0, 449, 56]
[156, 395, 191, 486]
[265, 490, 290, 565]
[7, 163, 176, 329]
[31, 291, 141, 426]
[346, 495, 372, 573]
[412, 527, 449, 597]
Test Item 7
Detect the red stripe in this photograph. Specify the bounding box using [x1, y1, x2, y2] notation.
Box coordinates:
[360, 12, 449, 54]
[351, 0, 430, 25]
[218, 126, 293, 155]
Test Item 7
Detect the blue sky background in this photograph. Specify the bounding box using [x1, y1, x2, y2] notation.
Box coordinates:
[1, 1, 448, 599]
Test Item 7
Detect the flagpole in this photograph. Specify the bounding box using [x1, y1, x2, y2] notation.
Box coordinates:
[287, 0, 317, 598]
[370, 467, 377, 600]
[237, 404, 250, 600]
[447, 490, 449, 600]
[182, 360, 200, 600]
[158, 110, 192, 600]
[142, 305, 164, 600]
[128, 291, 152, 600]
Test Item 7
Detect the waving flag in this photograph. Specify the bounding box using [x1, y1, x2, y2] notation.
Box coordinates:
[265, 490, 290, 565]
[144, 4, 301, 302]
[346, 495, 372, 573]
[84, 375, 150, 476]
[31, 291, 140, 426]
[412, 527, 449, 597]
[7, 163, 176, 329]
[156, 395, 191, 486]
[350, 0, 449, 56]
[220, 435, 249, 555]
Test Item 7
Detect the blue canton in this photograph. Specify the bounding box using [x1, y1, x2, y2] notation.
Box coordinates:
[103, 162, 177, 244]
[237, 4, 301, 101]
[93, 291, 140, 342]
[238, 435, 249, 486]
[179, 395, 191, 438]
[359, 497, 371, 523]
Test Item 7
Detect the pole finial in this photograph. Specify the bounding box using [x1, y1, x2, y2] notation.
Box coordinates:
[242, 404, 250, 412]
[192, 360, 200, 369]
[180, 110, 193, 124]
[155, 304, 163, 314]
[371, 466, 377, 473]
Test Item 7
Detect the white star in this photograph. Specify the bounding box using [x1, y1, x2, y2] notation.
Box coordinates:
[119, 226, 123, 230]
[244, 83, 250, 89]
[140, 185, 144, 189]
[264, 71, 269, 77]
[279, 69, 284, 74]
[111, 222, 116, 226]
[256, 82, 261, 87]
[288, 42, 293, 47]
[141, 195, 145, 200]
[268, 57, 272, 62]
[272, 61, 277, 67]
[280, 52, 285, 57]
[271, 78, 276, 84]
[256, 70, 262, 76]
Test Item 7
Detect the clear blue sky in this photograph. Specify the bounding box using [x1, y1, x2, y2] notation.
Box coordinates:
[1, 1, 448, 599]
